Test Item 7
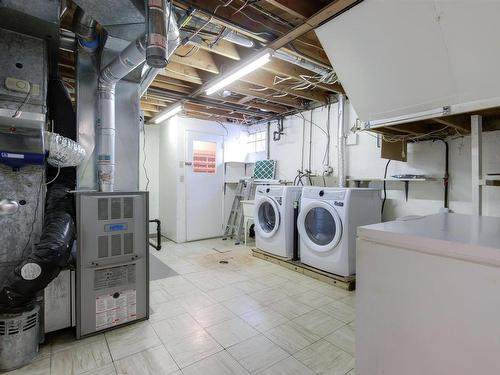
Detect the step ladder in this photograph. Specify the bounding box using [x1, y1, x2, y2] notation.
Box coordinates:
[223, 179, 253, 244]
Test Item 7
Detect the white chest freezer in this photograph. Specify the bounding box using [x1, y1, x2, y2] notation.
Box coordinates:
[356, 213, 500, 375]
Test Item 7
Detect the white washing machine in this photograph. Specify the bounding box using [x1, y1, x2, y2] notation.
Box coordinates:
[297, 187, 381, 276]
[254, 186, 302, 258]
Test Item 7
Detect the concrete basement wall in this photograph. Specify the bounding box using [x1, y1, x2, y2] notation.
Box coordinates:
[253, 102, 500, 221]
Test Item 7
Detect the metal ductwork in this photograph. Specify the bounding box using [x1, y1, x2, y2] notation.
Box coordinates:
[220, 30, 333, 77]
[273, 50, 332, 77]
[96, 36, 147, 192]
[337, 94, 346, 187]
[146, 0, 168, 68]
[140, 6, 180, 97]
[96, 2, 179, 191]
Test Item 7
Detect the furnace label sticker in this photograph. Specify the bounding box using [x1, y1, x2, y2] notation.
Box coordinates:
[95, 289, 137, 330]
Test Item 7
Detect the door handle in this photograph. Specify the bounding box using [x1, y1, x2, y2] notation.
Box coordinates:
[185, 161, 193, 166]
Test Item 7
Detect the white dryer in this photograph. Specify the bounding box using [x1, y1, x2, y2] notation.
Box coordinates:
[297, 187, 381, 276]
[254, 186, 302, 258]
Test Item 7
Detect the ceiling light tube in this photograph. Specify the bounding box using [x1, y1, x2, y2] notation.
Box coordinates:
[152, 103, 183, 124]
[205, 51, 272, 95]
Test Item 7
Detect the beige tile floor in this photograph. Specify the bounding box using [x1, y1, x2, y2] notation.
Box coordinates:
[6, 238, 355, 375]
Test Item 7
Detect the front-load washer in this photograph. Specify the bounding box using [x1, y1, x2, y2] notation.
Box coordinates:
[297, 187, 381, 276]
[254, 186, 302, 258]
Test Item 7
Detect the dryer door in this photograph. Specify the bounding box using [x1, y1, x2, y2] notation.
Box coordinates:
[254, 196, 281, 239]
[297, 201, 342, 252]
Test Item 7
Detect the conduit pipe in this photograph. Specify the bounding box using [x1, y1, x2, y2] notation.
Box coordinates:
[337, 94, 346, 187]
[97, 3, 179, 191]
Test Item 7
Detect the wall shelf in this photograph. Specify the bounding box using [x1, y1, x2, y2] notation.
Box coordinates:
[347, 177, 437, 201]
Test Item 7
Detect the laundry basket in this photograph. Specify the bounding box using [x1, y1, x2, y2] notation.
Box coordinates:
[0, 305, 40, 372]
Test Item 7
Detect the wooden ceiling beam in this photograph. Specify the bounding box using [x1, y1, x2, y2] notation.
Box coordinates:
[170, 46, 219, 74]
[174, 0, 331, 66]
[262, 58, 344, 93]
[161, 62, 203, 85]
[267, 0, 361, 52]
[188, 39, 241, 61]
[263, 0, 319, 20]
[200, 93, 289, 114]
[240, 71, 328, 104]
[226, 81, 304, 109]
[184, 103, 247, 121]
[432, 116, 471, 132]
[149, 80, 193, 94]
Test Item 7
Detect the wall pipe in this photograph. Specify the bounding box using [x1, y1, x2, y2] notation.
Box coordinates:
[337, 94, 346, 187]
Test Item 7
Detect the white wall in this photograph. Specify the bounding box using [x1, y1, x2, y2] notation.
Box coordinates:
[144, 115, 248, 242]
[257, 102, 500, 221]
[139, 124, 160, 234]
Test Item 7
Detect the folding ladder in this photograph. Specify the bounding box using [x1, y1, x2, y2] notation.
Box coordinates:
[223, 179, 253, 244]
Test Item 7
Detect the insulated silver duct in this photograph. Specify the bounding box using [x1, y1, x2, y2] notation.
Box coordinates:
[45, 131, 86, 168]
[223, 30, 255, 48]
[337, 94, 346, 187]
[273, 50, 331, 77]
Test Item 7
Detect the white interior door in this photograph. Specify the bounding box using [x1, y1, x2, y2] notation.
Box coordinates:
[185, 131, 224, 241]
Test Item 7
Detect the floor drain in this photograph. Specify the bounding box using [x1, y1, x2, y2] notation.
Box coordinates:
[219, 260, 229, 264]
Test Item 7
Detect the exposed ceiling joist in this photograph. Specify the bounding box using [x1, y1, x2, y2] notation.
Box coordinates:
[161, 62, 203, 85]
[240, 71, 329, 104]
[170, 46, 219, 74]
[262, 58, 344, 93]
[226, 81, 304, 109]
[189, 39, 241, 61]
[263, 0, 313, 21]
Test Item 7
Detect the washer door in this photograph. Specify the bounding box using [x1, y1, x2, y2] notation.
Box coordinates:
[297, 201, 342, 252]
[255, 196, 281, 238]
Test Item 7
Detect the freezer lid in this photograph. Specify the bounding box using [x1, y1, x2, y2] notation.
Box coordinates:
[358, 213, 500, 267]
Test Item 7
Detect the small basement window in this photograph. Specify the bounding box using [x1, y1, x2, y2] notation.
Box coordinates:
[247, 130, 266, 153]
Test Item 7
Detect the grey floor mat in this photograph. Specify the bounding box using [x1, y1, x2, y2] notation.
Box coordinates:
[149, 254, 179, 281]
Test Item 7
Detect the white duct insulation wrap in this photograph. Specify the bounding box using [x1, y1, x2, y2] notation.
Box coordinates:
[337, 94, 346, 187]
[45, 131, 86, 167]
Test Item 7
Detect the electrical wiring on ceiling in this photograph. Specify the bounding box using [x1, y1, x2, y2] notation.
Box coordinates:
[185, 0, 236, 44]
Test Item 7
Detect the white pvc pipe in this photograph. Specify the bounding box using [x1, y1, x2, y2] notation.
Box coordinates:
[337, 94, 346, 187]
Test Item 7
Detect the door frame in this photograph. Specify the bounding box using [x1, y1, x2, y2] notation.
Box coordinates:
[184, 130, 225, 241]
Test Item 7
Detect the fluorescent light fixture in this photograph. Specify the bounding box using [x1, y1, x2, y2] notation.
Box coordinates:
[205, 51, 272, 95]
[152, 103, 183, 124]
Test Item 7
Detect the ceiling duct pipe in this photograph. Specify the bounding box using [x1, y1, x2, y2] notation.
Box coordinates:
[146, 0, 168, 68]
[140, 4, 180, 97]
[273, 50, 331, 77]
[337, 94, 346, 187]
[98, 2, 180, 191]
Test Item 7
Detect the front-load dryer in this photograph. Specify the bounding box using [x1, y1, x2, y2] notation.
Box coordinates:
[297, 187, 381, 276]
[254, 186, 302, 258]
